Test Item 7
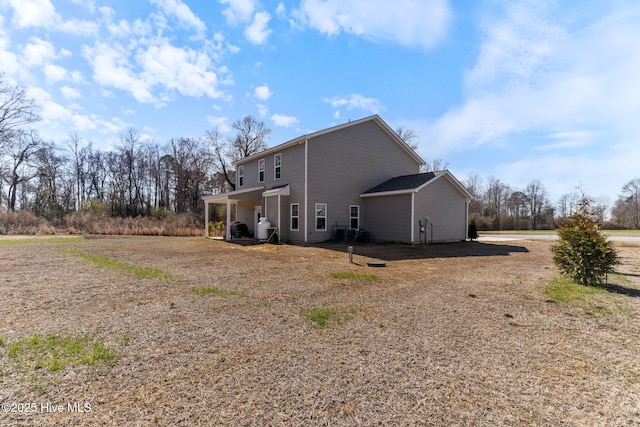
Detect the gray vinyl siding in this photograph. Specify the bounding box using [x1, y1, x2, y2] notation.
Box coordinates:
[413, 177, 468, 242]
[362, 194, 412, 242]
[236, 143, 307, 242]
[306, 120, 420, 242]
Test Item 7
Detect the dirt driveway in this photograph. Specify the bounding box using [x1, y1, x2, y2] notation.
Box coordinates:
[1, 236, 640, 426]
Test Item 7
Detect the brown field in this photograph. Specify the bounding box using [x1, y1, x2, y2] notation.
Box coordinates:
[1, 236, 640, 426]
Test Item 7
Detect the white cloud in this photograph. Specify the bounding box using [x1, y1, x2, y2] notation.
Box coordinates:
[417, 0, 640, 202]
[256, 103, 268, 117]
[5, 0, 97, 35]
[43, 64, 68, 83]
[82, 42, 156, 104]
[219, 1, 271, 44]
[423, 1, 640, 153]
[150, 0, 206, 35]
[27, 86, 127, 139]
[245, 11, 272, 44]
[271, 114, 299, 127]
[138, 40, 223, 99]
[323, 94, 385, 114]
[465, 1, 565, 96]
[22, 38, 57, 67]
[219, 0, 256, 24]
[6, 0, 57, 28]
[293, 0, 451, 49]
[60, 86, 82, 100]
[82, 36, 227, 106]
[0, 16, 19, 74]
[254, 84, 272, 100]
[276, 3, 286, 19]
[206, 115, 232, 133]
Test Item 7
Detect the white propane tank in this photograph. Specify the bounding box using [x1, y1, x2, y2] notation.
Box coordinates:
[257, 217, 271, 240]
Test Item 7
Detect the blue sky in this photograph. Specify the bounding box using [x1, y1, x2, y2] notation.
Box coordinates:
[1, 0, 639, 206]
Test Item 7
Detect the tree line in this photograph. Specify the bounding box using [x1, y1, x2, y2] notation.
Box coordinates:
[0, 72, 274, 224]
[2, 72, 639, 230]
[463, 175, 640, 230]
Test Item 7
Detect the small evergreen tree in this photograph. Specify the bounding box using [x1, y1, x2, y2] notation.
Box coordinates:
[468, 219, 479, 240]
[551, 197, 619, 286]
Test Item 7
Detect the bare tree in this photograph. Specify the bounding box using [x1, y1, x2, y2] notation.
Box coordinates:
[33, 143, 69, 218]
[621, 178, 640, 229]
[4, 130, 45, 211]
[484, 177, 511, 230]
[206, 127, 234, 191]
[0, 73, 42, 210]
[207, 115, 270, 190]
[423, 158, 450, 172]
[395, 126, 419, 150]
[0, 72, 40, 152]
[507, 191, 529, 229]
[557, 192, 580, 219]
[464, 174, 484, 217]
[63, 133, 88, 211]
[525, 180, 548, 230]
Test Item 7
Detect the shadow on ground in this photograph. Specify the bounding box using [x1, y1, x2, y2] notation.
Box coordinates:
[606, 283, 640, 298]
[300, 240, 529, 261]
[219, 238, 530, 261]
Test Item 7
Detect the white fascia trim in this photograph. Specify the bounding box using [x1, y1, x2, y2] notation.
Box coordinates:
[262, 184, 290, 197]
[202, 186, 264, 203]
[360, 189, 417, 198]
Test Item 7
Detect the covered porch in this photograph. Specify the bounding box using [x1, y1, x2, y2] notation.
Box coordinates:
[203, 184, 290, 241]
[203, 186, 263, 240]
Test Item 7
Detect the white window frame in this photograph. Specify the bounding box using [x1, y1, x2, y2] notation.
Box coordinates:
[238, 165, 244, 187]
[290, 203, 299, 231]
[274, 153, 282, 180]
[315, 203, 327, 231]
[350, 205, 360, 230]
[258, 158, 265, 183]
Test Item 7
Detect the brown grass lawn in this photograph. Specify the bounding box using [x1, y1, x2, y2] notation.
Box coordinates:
[1, 236, 640, 426]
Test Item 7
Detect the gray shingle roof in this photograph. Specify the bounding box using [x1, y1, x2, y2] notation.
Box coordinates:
[363, 172, 437, 194]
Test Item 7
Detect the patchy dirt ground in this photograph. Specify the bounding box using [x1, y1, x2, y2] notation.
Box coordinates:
[1, 236, 640, 426]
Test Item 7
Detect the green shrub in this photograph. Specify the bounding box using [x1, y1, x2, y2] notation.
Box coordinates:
[551, 198, 619, 286]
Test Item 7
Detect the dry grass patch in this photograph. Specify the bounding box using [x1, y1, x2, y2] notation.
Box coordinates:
[1, 237, 640, 426]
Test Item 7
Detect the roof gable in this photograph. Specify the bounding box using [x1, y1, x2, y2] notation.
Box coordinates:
[234, 115, 425, 167]
[361, 170, 473, 200]
[363, 172, 437, 194]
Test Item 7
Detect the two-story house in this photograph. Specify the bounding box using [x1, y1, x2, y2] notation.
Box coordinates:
[203, 115, 472, 243]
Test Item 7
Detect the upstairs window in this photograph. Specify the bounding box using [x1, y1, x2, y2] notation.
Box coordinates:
[274, 153, 282, 180]
[350, 205, 360, 229]
[238, 165, 244, 187]
[315, 203, 327, 231]
[258, 159, 265, 182]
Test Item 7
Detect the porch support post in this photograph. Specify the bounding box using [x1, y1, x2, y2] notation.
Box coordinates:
[226, 198, 231, 240]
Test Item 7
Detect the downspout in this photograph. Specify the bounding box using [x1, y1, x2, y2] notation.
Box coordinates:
[410, 192, 415, 243]
[466, 198, 471, 240]
[304, 138, 308, 243]
[277, 194, 281, 240]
